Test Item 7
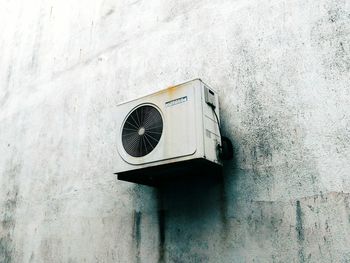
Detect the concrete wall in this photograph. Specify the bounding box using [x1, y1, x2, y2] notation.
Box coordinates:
[1, 0, 350, 262]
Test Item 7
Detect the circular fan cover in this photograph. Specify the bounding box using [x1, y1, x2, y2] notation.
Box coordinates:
[122, 105, 163, 157]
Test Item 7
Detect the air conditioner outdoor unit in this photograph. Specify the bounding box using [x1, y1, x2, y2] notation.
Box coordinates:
[115, 79, 228, 186]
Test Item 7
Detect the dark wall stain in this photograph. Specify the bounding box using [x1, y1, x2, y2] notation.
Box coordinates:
[2, 189, 18, 230]
[0, 65, 12, 107]
[103, 8, 115, 19]
[296, 200, 305, 263]
[30, 6, 45, 71]
[29, 252, 35, 262]
[0, 236, 12, 263]
[133, 210, 142, 263]
[0, 158, 21, 263]
[236, 47, 282, 171]
[154, 172, 227, 262]
[157, 189, 165, 263]
[219, 174, 229, 244]
[226, 37, 322, 200]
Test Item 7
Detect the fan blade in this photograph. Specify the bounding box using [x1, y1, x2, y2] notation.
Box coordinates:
[144, 134, 154, 150]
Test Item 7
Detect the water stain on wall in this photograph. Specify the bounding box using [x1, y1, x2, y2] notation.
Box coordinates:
[157, 189, 166, 263]
[0, 235, 13, 263]
[219, 174, 229, 244]
[0, 158, 21, 263]
[155, 173, 228, 262]
[132, 210, 142, 263]
[227, 38, 322, 200]
[295, 200, 305, 263]
[103, 8, 115, 19]
[30, 7, 45, 72]
[0, 65, 12, 107]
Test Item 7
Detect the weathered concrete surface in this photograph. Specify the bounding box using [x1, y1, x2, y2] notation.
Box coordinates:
[1, 0, 350, 262]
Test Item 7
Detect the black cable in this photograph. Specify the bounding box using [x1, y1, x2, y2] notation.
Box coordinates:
[209, 105, 222, 146]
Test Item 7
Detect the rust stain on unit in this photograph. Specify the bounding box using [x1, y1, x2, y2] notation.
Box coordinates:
[166, 86, 177, 93]
[150, 85, 178, 100]
[162, 85, 178, 99]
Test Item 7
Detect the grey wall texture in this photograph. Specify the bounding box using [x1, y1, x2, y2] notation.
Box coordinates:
[1, 0, 350, 262]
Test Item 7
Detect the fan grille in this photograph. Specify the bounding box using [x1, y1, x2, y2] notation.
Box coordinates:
[122, 105, 163, 157]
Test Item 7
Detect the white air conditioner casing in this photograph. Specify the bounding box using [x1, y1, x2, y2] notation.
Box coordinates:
[115, 79, 222, 186]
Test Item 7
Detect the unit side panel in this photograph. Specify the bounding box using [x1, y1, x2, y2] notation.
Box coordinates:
[202, 83, 222, 165]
